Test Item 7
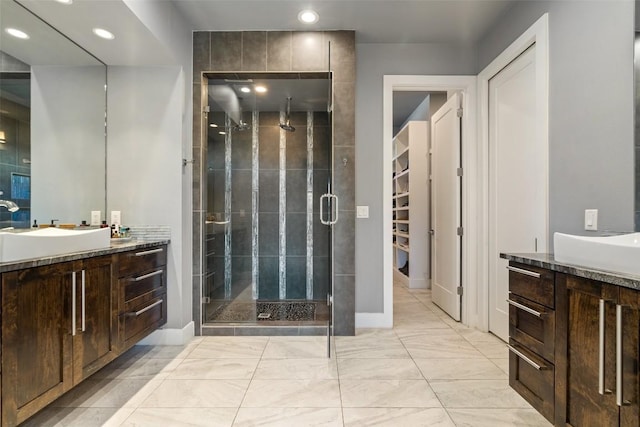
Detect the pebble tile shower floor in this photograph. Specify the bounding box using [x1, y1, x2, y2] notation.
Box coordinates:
[23, 281, 551, 426]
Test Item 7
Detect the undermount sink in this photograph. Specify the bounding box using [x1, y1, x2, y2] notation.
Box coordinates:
[554, 232, 640, 276]
[0, 227, 111, 263]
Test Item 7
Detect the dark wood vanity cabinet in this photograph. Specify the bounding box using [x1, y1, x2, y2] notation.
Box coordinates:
[507, 263, 556, 423]
[507, 260, 640, 427]
[556, 274, 640, 427]
[115, 245, 167, 351]
[1, 256, 117, 426]
[0, 244, 167, 426]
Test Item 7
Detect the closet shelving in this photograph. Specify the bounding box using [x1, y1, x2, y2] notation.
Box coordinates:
[392, 120, 429, 288]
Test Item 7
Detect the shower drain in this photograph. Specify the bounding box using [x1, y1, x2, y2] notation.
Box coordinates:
[257, 312, 271, 319]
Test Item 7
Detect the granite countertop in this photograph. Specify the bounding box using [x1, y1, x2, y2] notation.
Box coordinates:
[0, 239, 169, 273]
[500, 252, 640, 291]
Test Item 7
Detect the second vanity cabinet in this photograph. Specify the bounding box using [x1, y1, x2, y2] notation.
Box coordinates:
[0, 243, 167, 427]
[556, 274, 639, 427]
[506, 258, 640, 427]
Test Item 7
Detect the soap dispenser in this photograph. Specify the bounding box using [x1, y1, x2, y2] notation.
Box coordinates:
[32, 219, 38, 228]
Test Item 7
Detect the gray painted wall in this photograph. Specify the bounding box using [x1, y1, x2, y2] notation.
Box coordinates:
[355, 43, 476, 313]
[478, 0, 635, 242]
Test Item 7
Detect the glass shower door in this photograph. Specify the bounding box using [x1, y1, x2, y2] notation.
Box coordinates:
[202, 73, 334, 335]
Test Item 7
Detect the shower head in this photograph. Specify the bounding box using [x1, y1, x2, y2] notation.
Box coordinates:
[279, 97, 296, 132]
[233, 121, 251, 132]
[279, 122, 296, 132]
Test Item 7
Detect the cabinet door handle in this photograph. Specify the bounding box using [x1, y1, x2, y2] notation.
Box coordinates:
[507, 344, 546, 370]
[599, 299, 605, 394]
[131, 269, 164, 282]
[616, 304, 630, 406]
[71, 271, 77, 336]
[506, 265, 541, 279]
[81, 270, 86, 332]
[506, 299, 544, 318]
[134, 248, 163, 257]
[133, 299, 163, 316]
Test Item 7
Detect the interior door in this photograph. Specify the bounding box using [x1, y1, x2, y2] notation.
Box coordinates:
[431, 92, 462, 321]
[488, 44, 546, 341]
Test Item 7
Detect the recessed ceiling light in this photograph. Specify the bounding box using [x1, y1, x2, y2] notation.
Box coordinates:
[218, 131, 226, 135]
[298, 9, 319, 24]
[6, 28, 29, 40]
[240, 87, 251, 93]
[255, 85, 267, 93]
[93, 28, 115, 40]
[55, 0, 73, 4]
[209, 123, 218, 128]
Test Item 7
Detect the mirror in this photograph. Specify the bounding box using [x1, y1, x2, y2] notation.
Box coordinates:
[636, 1, 640, 229]
[0, 0, 106, 229]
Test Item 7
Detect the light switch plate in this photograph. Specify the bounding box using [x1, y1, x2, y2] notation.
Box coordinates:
[110, 211, 121, 226]
[356, 205, 369, 218]
[585, 209, 598, 231]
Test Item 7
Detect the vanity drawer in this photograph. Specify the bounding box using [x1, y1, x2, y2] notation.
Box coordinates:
[508, 294, 555, 362]
[508, 262, 555, 309]
[117, 245, 167, 277]
[509, 340, 554, 423]
[120, 267, 166, 303]
[120, 293, 166, 349]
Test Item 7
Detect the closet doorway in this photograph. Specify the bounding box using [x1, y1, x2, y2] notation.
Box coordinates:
[383, 76, 477, 327]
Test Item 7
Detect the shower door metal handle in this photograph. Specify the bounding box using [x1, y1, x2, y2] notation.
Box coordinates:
[320, 193, 339, 226]
[329, 194, 339, 225]
[320, 193, 330, 225]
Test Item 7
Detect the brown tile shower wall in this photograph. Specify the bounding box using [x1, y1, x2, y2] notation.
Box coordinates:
[192, 31, 356, 335]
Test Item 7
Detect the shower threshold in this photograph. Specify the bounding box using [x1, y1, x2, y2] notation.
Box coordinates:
[202, 299, 330, 336]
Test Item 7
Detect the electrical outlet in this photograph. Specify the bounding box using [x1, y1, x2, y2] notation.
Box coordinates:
[110, 211, 121, 226]
[585, 209, 598, 231]
[90, 211, 101, 226]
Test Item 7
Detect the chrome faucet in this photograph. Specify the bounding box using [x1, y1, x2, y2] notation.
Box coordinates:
[0, 191, 19, 212]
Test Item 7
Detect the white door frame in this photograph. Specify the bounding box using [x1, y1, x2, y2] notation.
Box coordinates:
[378, 75, 477, 327]
[476, 13, 549, 332]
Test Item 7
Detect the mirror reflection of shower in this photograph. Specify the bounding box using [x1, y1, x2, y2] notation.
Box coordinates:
[279, 96, 296, 132]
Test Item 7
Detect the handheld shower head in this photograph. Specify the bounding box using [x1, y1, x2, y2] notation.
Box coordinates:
[279, 97, 296, 132]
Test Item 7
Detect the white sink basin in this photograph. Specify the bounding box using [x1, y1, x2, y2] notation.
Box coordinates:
[554, 232, 640, 276]
[0, 227, 111, 263]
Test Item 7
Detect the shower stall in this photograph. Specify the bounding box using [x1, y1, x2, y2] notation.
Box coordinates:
[201, 72, 335, 335]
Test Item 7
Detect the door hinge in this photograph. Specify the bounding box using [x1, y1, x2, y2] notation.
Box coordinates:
[203, 105, 210, 113]
[457, 286, 463, 296]
[456, 108, 463, 118]
[457, 226, 464, 236]
[456, 167, 463, 177]
[202, 296, 211, 304]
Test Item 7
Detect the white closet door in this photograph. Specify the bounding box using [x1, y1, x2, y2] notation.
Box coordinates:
[488, 44, 547, 341]
[431, 92, 462, 321]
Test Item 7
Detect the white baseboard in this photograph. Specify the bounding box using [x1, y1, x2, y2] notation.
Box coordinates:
[355, 312, 393, 329]
[136, 321, 195, 346]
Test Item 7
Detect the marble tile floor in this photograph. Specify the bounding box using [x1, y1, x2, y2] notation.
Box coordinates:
[23, 281, 551, 426]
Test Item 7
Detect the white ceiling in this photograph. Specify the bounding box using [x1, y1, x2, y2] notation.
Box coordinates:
[4, 0, 516, 68]
[173, 0, 515, 44]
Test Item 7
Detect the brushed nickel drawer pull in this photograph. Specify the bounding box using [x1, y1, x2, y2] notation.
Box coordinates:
[134, 248, 163, 257]
[615, 304, 630, 406]
[507, 344, 546, 370]
[506, 265, 541, 279]
[599, 299, 606, 395]
[507, 299, 544, 318]
[71, 271, 77, 336]
[131, 269, 164, 282]
[134, 299, 163, 316]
